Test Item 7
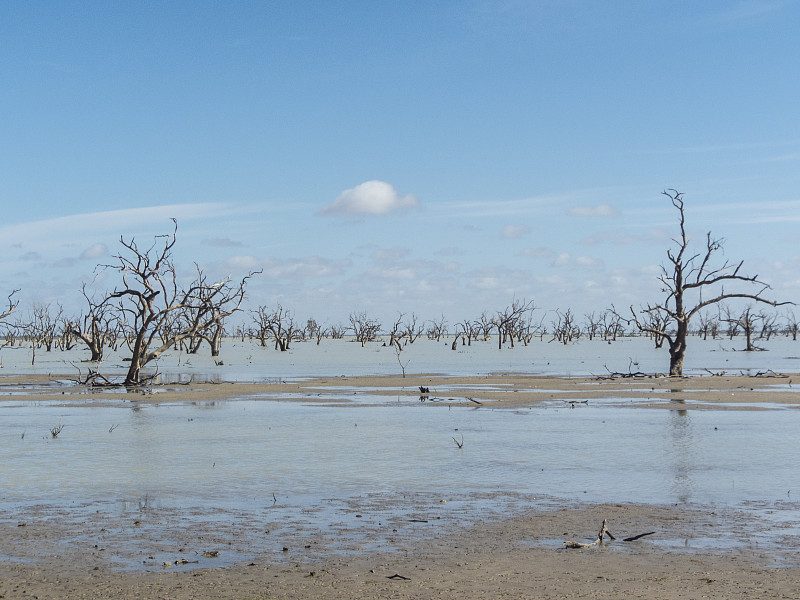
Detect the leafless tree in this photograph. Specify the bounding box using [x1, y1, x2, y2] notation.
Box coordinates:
[402, 313, 424, 344]
[584, 312, 601, 341]
[250, 304, 297, 351]
[103, 221, 256, 385]
[784, 310, 799, 341]
[25, 302, 64, 352]
[426, 314, 448, 342]
[476, 312, 494, 342]
[600, 309, 624, 341]
[719, 305, 762, 351]
[455, 318, 478, 347]
[305, 318, 327, 345]
[0, 290, 20, 349]
[1, 290, 19, 323]
[695, 311, 718, 341]
[349, 311, 381, 346]
[628, 190, 790, 376]
[757, 309, 778, 341]
[550, 308, 581, 345]
[387, 313, 407, 350]
[492, 299, 535, 349]
[69, 285, 119, 361]
[329, 322, 348, 339]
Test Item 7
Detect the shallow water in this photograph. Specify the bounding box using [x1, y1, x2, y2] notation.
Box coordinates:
[1, 336, 799, 568]
[2, 396, 797, 508]
[2, 335, 799, 380]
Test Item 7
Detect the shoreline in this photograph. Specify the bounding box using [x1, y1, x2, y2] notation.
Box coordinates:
[2, 499, 799, 599]
[2, 372, 799, 598]
[1, 371, 797, 409]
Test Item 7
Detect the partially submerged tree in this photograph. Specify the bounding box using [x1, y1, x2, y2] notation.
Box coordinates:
[250, 304, 297, 351]
[69, 285, 119, 361]
[629, 190, 790, 376]
[104, 220, 257, 385]
[349, 311, 381, 346]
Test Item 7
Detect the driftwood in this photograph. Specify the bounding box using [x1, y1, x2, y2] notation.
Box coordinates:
[564, 519, 615, 548]
[564, 519, 655, 549]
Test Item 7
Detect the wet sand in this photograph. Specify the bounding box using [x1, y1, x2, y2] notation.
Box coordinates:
[2, 372, 799, 598]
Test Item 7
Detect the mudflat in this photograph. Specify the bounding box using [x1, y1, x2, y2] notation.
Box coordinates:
[2, 373, 798, 599]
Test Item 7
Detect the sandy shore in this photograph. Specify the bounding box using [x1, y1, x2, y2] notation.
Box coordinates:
[1, 372, 798, 599]
[1, 370, 798, 408]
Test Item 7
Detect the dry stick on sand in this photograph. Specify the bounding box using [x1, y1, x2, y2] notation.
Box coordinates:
[564, 519, 657, 548]
[564, 519, 616, 549]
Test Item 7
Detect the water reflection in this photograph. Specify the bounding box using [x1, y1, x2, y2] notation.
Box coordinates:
[667, 396, 695, 503]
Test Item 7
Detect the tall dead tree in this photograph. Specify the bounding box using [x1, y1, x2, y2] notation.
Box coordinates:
[104, 220, 257, 385]
[629, 190, 790, 376]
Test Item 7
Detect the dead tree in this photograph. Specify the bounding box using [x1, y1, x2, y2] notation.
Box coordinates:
[305, 318, 328, 345]
[719, 305, 762, 351]
[476, 312, 494, 342]
[0, 290, 19, 323]
[250, 304, 296, 351]
[550, 308, 581, 345]
[696, 311, 718, 341]
[69, 285, 119, 361]
[628, 190, 790, 376]
[784, 311, 799, 341]
[387, 312, 407, 350]
[349, 311, 381, 346]
[426, 314, 448, 342]
[24, 302, 64, 352]
[329, 323, 348, 339]
[0, 290, 20, 348]
[492, 299, 535, 349]
[758, 309, 778, 341]
[103, 220, 256, 385]
[402, 313, 424, 344]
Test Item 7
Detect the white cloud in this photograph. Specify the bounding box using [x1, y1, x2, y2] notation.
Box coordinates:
[80, 243, 108, 260]
[502, 224, 531, 239]
[523, 247, 555, 259]
[372, 246, 411, 262]
[319, 180, 419, 216]
[568, 204, 620, 217]
[553, 253, 572, 267]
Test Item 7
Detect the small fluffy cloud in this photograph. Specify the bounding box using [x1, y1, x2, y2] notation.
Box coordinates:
[319, 180, 419, 216]
[502, 225, 531, 239]
[80, 243, 108, 260]
[568, 204, 620, 217]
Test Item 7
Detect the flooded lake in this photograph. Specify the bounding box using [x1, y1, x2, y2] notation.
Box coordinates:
[1, 336, 799, 568]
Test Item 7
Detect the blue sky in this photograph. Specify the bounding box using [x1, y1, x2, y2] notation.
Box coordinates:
[1, 1, 798, 328]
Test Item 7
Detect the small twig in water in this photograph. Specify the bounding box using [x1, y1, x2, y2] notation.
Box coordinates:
[452, 434, 464, 449]
[50, 422, 64, 438]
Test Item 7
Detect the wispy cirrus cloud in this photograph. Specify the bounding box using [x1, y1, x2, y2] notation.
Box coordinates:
[713, 0, 792, 23]
[225, 255, 351, 279]
[568, 204, 620, 217]
[0, 203, 232, 247]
